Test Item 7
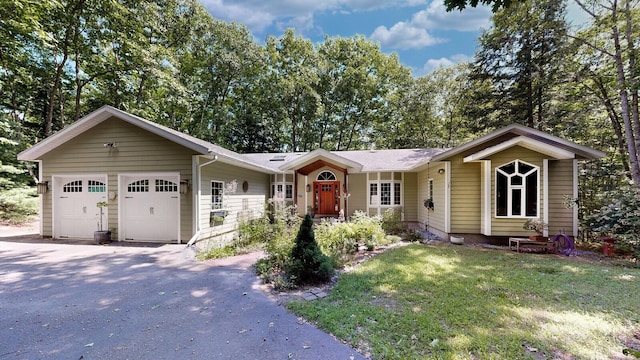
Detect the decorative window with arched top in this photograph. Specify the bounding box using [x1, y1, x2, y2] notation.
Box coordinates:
[317, 171, 336, 181]
[496, 160, 538, 217]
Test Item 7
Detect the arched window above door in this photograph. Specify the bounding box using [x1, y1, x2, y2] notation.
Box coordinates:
[317, 171, 336, 181]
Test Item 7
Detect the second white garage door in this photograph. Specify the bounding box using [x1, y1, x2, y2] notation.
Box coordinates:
[119, 173, 180, 242]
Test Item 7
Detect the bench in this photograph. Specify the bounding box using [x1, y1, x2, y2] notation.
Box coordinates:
[509, 237, 556, 253]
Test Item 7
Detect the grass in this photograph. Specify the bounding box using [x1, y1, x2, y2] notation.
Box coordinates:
[287, 244, 640, 359]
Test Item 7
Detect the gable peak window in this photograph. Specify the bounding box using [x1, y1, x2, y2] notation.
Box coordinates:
[496, 160, 538, 217]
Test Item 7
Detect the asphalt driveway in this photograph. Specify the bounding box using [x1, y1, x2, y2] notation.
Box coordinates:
[0, 238, 364, 359]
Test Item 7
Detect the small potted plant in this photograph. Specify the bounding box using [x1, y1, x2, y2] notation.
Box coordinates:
[94, 201, 111, 244]
[523, 218, 548, 241]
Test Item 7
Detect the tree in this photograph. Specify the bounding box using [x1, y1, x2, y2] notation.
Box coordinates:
[444, 0, 525, 11]
[572, 0, 640, 186]
[265, 29, 321, 152]
[317, 36, 411, 150]
[287, 214, 333, 284]
[469, 0, 571, 131]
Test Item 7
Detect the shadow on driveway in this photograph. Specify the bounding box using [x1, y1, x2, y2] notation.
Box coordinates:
[0, 239, 364, 359]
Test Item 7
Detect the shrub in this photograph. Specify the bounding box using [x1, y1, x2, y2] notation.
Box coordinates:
[0, 186, 38, 224]
[403, 230, 424, 243]
[315, 211, 393, 266]
[197, 245, 237, 260]
[587, 187, 640, 263]
[287, 214, 333, 284]
[381, 207, 405, 234]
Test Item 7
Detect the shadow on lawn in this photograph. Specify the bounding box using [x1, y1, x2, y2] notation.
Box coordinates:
[302, 243, 640, 359]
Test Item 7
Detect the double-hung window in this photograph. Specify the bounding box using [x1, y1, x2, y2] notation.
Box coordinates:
[271, 183, 293, 200]
[369, 181, 402, 206]
[496, 160, 538, 217]
[211, 181, 224, 210]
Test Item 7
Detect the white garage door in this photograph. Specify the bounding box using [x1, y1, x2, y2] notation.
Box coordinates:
[53, 175, 108, 239]
[120, 173, 180, 242]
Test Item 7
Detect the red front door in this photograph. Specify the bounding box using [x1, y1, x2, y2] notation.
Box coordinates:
[314, 181, 340, 215]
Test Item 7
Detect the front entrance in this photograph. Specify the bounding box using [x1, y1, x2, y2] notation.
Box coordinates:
[314, 181, 340, 215]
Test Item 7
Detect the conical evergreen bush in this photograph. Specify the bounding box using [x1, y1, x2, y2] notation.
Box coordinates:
[288, 214, 333, 283]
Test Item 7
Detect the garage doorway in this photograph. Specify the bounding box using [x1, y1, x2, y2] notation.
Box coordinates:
[53, 175, 108, 239]
[119, 173, 180, 242]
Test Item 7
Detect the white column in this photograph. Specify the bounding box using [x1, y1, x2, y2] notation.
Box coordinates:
[445, 161, 451, 233]
[572, 159, 578, 237]
[483, 160, 492, 236]
[543, 159, 549, 237]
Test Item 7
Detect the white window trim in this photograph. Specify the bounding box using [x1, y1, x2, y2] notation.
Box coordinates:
[495, 159, 540, 218]
[316, 171, 337, 181]
[368, 180, 402, 207]
[271, 182, 293, 200]
[211, 180, 224, 210]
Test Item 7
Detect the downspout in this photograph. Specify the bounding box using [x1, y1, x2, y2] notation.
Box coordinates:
[187, 154, 218, 247]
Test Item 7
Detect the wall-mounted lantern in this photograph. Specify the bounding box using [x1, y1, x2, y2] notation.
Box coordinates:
[438, 168, 445, 175]
[37, 181, 49, 194]
[306, 184, 311, 192]
[180, 179, 190, 194]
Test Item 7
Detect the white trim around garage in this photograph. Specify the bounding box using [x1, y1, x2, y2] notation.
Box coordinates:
[118, 172, 181, 243]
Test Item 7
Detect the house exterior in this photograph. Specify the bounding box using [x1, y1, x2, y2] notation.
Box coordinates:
[18, 106, 604, 246]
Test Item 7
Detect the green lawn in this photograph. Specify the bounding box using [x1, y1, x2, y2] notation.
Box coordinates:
[287, 244, 640, 359]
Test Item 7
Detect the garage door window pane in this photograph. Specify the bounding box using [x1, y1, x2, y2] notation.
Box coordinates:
[88, 180, 106, 193]
[63, 180, 83, 192]
[128, 179, 149, 192]
[155, 179, 177, 192]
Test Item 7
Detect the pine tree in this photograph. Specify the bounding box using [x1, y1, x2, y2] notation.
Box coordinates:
[288, 214, 333, 284]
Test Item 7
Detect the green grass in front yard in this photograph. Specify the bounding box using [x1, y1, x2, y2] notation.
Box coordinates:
[287, 244, 640, 359]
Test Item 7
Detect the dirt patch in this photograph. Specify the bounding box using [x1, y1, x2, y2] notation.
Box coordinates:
[0, 219, 39, 237]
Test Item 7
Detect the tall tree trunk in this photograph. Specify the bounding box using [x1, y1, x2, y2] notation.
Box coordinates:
[593, 73, 631, 175]
[610, 1, 640, 184]
[45, 0, 86, 136]
[0, 46, 21, 139]
[623, 0, 640, 159]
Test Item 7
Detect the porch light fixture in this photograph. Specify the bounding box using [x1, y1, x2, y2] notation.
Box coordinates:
[37, 181, 49, 194]
[103, 142, 117, 148]
[438, 168, 445, 175]
[180, 179, 190, 194]
[306, 184, 311, 192]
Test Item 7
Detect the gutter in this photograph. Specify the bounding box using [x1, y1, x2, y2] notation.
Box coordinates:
[187, 154, 219, 247]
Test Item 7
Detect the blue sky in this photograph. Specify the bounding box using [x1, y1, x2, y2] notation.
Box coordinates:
[201, 0, 493, 76]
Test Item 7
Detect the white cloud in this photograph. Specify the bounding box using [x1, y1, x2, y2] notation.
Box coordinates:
[200, 0, 430, 35]
[371, 22, 444, 50]
[420, 54, 471, 74]
[368, 0, 489, 51]
[411, 0, 491, 32]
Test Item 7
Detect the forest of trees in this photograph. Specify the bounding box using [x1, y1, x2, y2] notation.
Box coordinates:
[1, 0, 639, 236]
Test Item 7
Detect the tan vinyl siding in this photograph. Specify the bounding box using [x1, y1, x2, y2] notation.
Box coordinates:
[489, 146, 545, 236]
[346, 173, 367, 216]
[40, 117, 194, 241]
[548, 159, 575, 236]
[199, 161, 269, 247]
[450, 157, 481, 233]
[403, 172, 417, 222]
[418, 164, 445, 232]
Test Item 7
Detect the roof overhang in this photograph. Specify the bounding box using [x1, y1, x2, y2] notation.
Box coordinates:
[18, 105, 211, 161]
[433, 123, 605, 162]
[463, 136, 575, 162]
[278, 149, 363, 173]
